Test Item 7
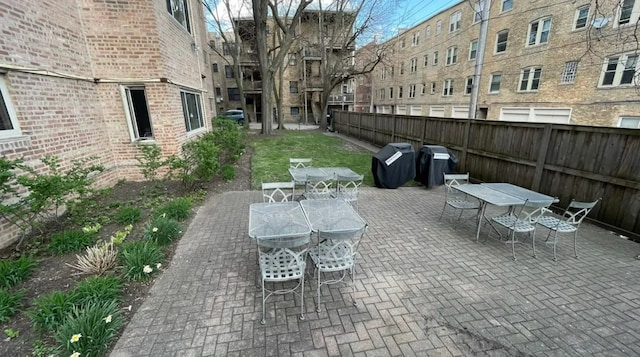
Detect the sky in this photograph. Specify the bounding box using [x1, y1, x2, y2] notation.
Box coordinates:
[384, 0, 463, 38]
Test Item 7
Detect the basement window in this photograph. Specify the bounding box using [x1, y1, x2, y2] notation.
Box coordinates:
[121, 86, 153, 141]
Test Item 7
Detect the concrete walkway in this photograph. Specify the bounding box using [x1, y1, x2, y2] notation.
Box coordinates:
[111, 186, 640, 356]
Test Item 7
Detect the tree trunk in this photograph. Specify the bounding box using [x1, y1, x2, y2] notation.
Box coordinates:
[252, 0, 272, 135]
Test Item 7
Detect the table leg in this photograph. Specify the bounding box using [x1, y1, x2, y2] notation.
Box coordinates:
[475, 202, 487, 242]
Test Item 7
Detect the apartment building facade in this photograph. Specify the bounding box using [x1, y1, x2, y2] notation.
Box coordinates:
[0, 0, 212, 246]
[369, 0, 640, 128]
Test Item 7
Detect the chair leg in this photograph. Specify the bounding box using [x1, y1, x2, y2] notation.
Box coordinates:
[438, 204, 447, 221]
[299, 274, 305, 320]
[552, 231, 558, 262]
[351, 265, 357, 306]
[573, 231, 578, 259]
[511, 231, 517, 261]
[316, 266, 321, 312]
[532, 231, 537, 258]
[261, 278, 266, 325]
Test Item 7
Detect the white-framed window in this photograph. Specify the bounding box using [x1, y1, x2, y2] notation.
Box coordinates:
[496, 30, 508, 53]
[290, 107, 300, 115]
[400, 38, 406, 48]
[501, 0, 513, 12]
[574, 6, 590, 30]
[390, 66, 394, 77]
[288, 53, 297, 66]
[446, 46, 457, 65]
[469, 40, 478, 60]
[519, 67, 542, 92]
[489, 73, 502, 93]
[381, 67, 387, 80]
[412, 32, 420, 46]
[433, 51, 439, 65]
[0, 76, 21, 139]
[289, 81, 298, 93]
[619, 116, 640, 128]
[599, 53, 639, 87]
[389, 87, 393, 99]
[400, 62, 405, 75]
[398, 86, 403, 98]
[166, 0, 191, 32]
[423, 54, 429, 67]
[465, 77, 474, 95]
[425, 25, 431, 39]
[430, 82, 436, 94]
[474, 1, 483, 23]
[436, 20, 442, 35]
[449, 11, 462, 32]
[617, 0, 639, 26]
[528, 18, 552, 46]
[380, 88, 385, 99]
[421, 83, 426, 95]
[443, 79, 453, 96]
[225, 65, 234, 78]
[181, 90, 204, 132]
[409, 84, 416, 98]
[561, 61, 578, 83]
[410, 58, 418, 73]
[121, 85, 153, 141]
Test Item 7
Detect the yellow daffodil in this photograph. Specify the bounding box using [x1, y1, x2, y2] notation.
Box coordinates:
[104, 315, 112, 323]
[70, 333, 82, 343]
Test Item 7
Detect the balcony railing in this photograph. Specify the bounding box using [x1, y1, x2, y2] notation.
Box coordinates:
[327, 93, 354, 104]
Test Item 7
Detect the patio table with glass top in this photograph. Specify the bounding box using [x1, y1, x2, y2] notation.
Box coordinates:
[248, 201, 311, 240]
[288, 167, 360, 183]
[299, 198, 367, 234]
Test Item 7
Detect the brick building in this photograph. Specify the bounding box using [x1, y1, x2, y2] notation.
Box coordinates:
[367, 0, 640, 127]
[0, 0, 213, 247]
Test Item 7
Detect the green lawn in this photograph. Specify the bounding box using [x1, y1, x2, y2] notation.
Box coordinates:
[249, 131, 375, 189]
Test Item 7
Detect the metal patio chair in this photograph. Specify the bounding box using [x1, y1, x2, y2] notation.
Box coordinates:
[491, 199, 554, 261]
[439, 173, 480, 223]
[335, 174, 364, 210]
[537, 198, 601, 261]
[303, 174, 334, 200]
[262, 181, 295, 203]
[289, 158, 313, 169]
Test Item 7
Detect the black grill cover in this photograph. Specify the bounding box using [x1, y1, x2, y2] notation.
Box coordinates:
[372, 143, 415, 189]
[415, 145, 458, 188]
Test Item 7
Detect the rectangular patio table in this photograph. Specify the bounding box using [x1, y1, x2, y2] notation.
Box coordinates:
[248, 201, 311, 240]
[299, 198, 367, 234]
[288, 167, 360, 183]
[453, 183, 557, 242]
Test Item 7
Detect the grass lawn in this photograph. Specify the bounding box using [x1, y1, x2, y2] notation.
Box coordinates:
[249, 131, 376, 189]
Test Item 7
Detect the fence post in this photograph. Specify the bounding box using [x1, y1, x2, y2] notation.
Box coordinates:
[459, 119, 472, 173]
[421, 116, 426, 145]
[532, 123, 553, 191]
[358, 113, 362, 140]
[391, 113, 396, 142]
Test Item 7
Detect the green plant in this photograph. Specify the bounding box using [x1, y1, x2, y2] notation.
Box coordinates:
[4, 328, 19, 338]
[82, 223, 102, 234]
[211, 117, 246, 164]
[73, 275, 121, 306]
[155, 197, 192, 221]
[32, 339, 61, 357]
[110, 224, 133, 245]
[0, 256, 37, 288]
[143, 215, 182, 245]
[168, 133, 221, 189]
[119, 241, 164, 280]
[114, 206, 142, 225]
[135, 144, 165, 182]
[54, 301, 123, 357]
[48, 230, 95, 254]
[66, 242, 119, 276]
[0, 289, 25, 322]
[28, 291, 78, 332]
[221, 164, 236, 181]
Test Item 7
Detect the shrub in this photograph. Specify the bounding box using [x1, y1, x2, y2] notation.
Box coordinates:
[135, 144, 165, 183]
[114, 206, 142, 225]
[54, 300, 123, 357]
[48, 230, 95, 254]
[143, 215, 182, 245]
[66, 242, 119, 276]
[169, 133, 221, 189]
[28, 291, 78, 332]
[0, 256, 37, 288]
[119, 241, 164, 281]
[0, 288, 25, 322]
[73, 275, 121, 306]
[211, 117, 246, 164]
[221, 164, 236, 181]
[155, 197, 192, 221]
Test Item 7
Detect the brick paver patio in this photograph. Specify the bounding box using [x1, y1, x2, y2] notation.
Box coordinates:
[111, 187, 640, 357]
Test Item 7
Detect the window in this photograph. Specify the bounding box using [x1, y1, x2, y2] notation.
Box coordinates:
[474, 1, 483, 22]
[618, 0, 638, 25]
[390, 66, 394, 77]
[409, 84, 416, 98]
[288, 53, 297, 66]
[528, 18, 552, 46]
[410, 58, 417, 72]
[222, 42, 234, 55]
[342, 84, 348, 94]
[519, 67, 542, 91]
[423, 55, 429, 67]
[398, 86, 403, 98]
[430, 82, 436, 94]
[0, 76, 21, 139]
[600, 54, 639, 86]
[389, 87, 393, 99]
[122, 86, 153, 140]
[380, 88, 385, 99]
[181, 90, 204, 132]
[446, 47, 457, 65]
[214, 87, 222, 96]
[501, 0, 513, 12]
[400, 62, 405, 75]
[449, 11, 462, 32]
[465, 77, 474, 95]
[425, 25, 431, 38]
[290, 107, 300, 115]
[381, 67, 387, 80]
[443, 79, 453, 96]
[166, 0, 191, 32]
[619, 116, 640, 128]
[400, 38, 406, 48]
[561, 61, 578, 83]
[469, 40, 478, 60]
[225, 65, 234, 78]
[289, 81, 298, 93]
[489, 73, 502, 93]
[496, 31, 508, 53]
[212, 63, 219, 73]
[227, 88, 241, 101]
[436, 20, 442, 35]
[433, 51, 438, 65]
[421, 83, 426, 95]
[412, 32, 420, 46]
[574, 6, 590, 30]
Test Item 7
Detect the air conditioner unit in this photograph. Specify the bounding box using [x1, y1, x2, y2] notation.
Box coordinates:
[216, 97, 223, 103]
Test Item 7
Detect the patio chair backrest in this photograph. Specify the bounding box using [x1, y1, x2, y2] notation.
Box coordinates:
[262, 181, 295, 203]
[443, 173, 470, 191]
[514, 199, 555, 226]
[290, 158, 312, 169]
[561, 198, 601, 226]
[305, 174, 334, 194]
[336, 174, 364, 201]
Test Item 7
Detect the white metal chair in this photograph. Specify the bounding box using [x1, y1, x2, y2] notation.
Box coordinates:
[289, 158, 312, 169]
[256, 233, 310, 324]
[262, 181, 295, 203]
[308, 225, 367, 312]
[303, 174, 334, 200]
[335, 174, 364, 209]
[491, 199, 554, 260]
[439, 173, 480, 223]
[537, 198, 600, 261]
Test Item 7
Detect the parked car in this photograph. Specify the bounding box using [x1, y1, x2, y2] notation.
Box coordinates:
[220, 109, 244, 125]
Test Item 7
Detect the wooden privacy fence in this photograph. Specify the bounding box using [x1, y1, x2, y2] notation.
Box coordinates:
[333, 111, 640, 238]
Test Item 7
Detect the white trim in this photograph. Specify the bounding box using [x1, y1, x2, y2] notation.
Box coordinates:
[500, 107, 572, 123]
[618, 116, 640, 128]
[0, 76, 22, 139]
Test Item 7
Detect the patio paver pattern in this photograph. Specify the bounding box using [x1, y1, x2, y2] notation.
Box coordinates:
[111, 187, 640, 357]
